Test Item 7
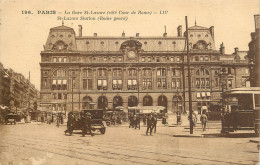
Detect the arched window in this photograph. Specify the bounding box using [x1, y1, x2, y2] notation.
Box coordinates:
[53, 69, 67, 77]
[128, 96, 138, 107]
[158, 95, 168, 113]
[143, 95, 153, 106]
[98, 96, 108, 109]
[113, 96, 123, 109]
[82, 96, 93, 109]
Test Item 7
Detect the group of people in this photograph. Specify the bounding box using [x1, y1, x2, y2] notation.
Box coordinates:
[188, 110, 208, 131]
[129, 114, 141, 129]
[128, 113, 158, 135]
[64, 111, 94, 136]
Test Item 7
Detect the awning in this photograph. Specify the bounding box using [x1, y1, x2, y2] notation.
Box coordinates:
[128, 80, 132, 85]
[206, 92, 211, 96]
[113, 80, 117, 84]
[98, 80, 102, 86]
[63, 79, 67, 84]
[118, 80, 122, 84]
[52, 80, 57, 84]
[103, 80, 107, 86]
[57, 80, 62, 84]
[133, 80, 137, 85]
[201, 92, 206, 97]
[196, 93, 201, 98]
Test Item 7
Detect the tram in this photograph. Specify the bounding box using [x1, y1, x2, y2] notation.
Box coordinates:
[221, 87, 260, 135]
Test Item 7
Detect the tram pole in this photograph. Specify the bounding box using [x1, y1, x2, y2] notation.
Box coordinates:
[185, 16, 193, 134]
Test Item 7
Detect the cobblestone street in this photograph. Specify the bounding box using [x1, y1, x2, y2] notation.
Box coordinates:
[0, 119, 259, 165]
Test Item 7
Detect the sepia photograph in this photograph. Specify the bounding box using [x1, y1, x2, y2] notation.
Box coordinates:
[0, 0, 259, 164]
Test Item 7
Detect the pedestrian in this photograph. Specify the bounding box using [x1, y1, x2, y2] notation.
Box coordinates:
[65, 112, 73, 135]
[146, 114, 153, 135]
[129, 114, 133, 128]
[135, 114, 140, 129]
[162, 114, 167, 125]
[143, 114, 147, 125]
[41, 114, 44, 123]
[200, 110, 208, 131]
[82, 112, 94, 137]
[152, 113, 157, 133]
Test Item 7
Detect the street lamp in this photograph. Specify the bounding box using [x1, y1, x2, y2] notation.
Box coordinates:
[71, 76, 76, 112]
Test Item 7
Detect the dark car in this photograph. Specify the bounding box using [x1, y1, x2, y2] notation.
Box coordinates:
[5, 113, 18, 125]
[81, 109, 106, 134]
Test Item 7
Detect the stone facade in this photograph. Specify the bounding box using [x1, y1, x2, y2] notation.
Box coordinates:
[0, 62, 39, 112]
[40, 23, 250, 114]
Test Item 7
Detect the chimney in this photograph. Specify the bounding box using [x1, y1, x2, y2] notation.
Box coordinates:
[177, 25, 182, 37]
[219, 42, 225, 55]
[209, 26, 214, 41]
[122, 31, 125, 37]
[78, 25, 82, 37]
[94, 33, 97, 37]
[234, 47, 239, 55]
[136, 33, 139, 37]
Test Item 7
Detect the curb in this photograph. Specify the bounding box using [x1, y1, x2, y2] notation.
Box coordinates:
[173, 134, 203, 137]
[249, 139, 260, 143]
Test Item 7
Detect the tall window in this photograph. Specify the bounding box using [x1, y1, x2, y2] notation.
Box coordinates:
[83, 79, 92, 90]
[143, 78, 152, 90]
[97, 68, 107, 90]
[172, 78, 181, 88]
[112, 69, 122, 90]
[195, 68, 211, 89]
[52, 69, 67, 90]
[82, 68, 92, 90]
[157, 68, 167, 89]
[157, 78, 166, 88]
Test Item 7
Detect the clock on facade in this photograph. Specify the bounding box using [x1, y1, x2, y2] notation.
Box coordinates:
[127, 51, 136, 60]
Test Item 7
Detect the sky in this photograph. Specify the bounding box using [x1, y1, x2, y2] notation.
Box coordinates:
[0, 0, 259, 90]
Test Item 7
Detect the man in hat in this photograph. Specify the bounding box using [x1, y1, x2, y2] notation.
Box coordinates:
[65, 111, 73, 135]
[152, 112, 158, 133]
[146, 114, 153, 135]
[82, 112, 94, 137]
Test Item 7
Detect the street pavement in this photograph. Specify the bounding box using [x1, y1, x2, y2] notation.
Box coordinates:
[0, 114, 259, 165]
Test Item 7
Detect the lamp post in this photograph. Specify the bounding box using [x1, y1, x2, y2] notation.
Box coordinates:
[71, 76, 76, 112]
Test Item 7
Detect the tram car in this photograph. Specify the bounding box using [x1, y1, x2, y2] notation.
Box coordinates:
[221, 87, 260, 135]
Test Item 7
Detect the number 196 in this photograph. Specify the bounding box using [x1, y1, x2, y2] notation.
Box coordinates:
[22, 10, 32, 14]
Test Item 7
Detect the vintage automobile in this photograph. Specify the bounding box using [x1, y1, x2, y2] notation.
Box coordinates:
[69, 109, 106, 134]
[221, 87, 260, 135]
[82, 109, 107, 134]
[5, 113, 18, 125]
